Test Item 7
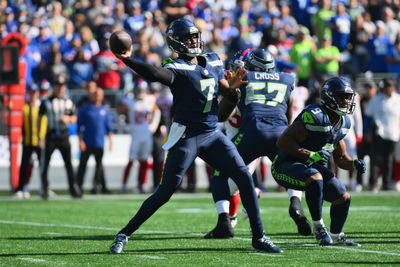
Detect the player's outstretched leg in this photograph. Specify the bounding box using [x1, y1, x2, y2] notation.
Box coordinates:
[288, 195, 312, 236]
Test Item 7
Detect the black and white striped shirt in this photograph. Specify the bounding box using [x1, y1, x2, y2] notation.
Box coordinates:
[40, 95, 75, 137]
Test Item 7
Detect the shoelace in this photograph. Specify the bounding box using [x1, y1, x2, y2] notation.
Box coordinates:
[260, 237, 276, 247]
[114, 235, 127, 246]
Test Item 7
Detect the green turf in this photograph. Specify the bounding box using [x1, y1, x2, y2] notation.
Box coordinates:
[1, 192, 399, 266]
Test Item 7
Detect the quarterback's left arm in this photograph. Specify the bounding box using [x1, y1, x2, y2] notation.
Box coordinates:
[333, 139, 366, 173]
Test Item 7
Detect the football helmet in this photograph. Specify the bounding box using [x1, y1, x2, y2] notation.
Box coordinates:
[320, 77, 355, 116]
[245, 48, 275, 72]
[166, 19, 204, 57]
[229, 48, 253, 72]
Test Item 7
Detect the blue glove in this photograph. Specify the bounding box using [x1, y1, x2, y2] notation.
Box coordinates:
[352, 159, 366, 173]
[307, 150, 330, 165]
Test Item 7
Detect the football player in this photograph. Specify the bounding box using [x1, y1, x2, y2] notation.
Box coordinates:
[215, 49, 311, 236]
[109, 19, 283, 254]
[271, 77, 366, 246]
[206, 48, 303, 238]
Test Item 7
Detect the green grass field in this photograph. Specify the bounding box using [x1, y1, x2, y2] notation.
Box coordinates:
[1, 192, 399, 266]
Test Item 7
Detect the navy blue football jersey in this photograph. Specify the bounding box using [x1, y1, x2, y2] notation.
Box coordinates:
[162, 52, 224, 132]
[237, 71, 295, 126]
[279, 104, 351, 162]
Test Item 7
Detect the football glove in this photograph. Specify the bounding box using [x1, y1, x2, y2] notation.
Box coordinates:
[307, 150, 330, 165]
[352, 159, 366, 173]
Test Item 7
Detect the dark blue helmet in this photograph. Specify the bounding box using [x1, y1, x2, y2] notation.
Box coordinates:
[320, 77, 355, 116]
[245, 48, 275, 72]
[166, 19, 204, 57]
[229, 48, 253, 72]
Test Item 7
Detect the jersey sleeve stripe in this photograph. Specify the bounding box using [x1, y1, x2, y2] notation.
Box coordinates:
[208, 60, 223, 67]
[164, 63, 196, 70]
[305, 124, 332, 132]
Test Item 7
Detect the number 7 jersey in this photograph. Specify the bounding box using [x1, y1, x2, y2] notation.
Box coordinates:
[162, 52, 224, 132]
[237, 71, 295, 127]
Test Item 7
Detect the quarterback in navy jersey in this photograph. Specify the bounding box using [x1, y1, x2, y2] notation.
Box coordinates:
[109, 19, 282, 254]
[271, 77, 366, 246]
[207, 48, 301, 238]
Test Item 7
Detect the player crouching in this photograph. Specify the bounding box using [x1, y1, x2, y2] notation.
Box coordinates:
[271, 77, 365, 246]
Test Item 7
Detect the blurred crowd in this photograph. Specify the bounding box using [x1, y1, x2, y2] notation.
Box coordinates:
[2, 0, 400, 92]
[1, 0, 400, 196]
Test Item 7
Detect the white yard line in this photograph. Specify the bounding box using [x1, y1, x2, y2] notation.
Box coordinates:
[134, 255, 166, 260]
[2, 219, 399, 257]
[17, 257, 47, 263]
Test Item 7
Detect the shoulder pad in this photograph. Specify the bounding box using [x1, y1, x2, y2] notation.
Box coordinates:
[162, 58, 174, 66]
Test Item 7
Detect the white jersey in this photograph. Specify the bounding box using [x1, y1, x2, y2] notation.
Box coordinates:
[224, 108, 242, 139]
[128, 96, 155, 135]
[127, 94, 156, 160]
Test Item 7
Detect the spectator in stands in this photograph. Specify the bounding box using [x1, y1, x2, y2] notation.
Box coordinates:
[381, 6, 400, 44]
[348, 15, 369, 75]
[366, 20, 393, 73]
[93, 34, 125, 92]
[15, 84, 47, 199]
[365, 78, 400, 191]
[80, 26, 100, 57]
[124, 1, 144, 37]
[47, 51, 69, 85]
[68, 48, 94, 89]
[313, 35, 340, 77]
[47, 1, 66, 38]
[312, 0, 334, 43]
[290, 26, 316, 87]
[386, 35, 400, 76]
[39, 75, 82, 199]
[162, 0, 188, 25]
[329, 1, 351, 52]
[77, 87, 113, 195]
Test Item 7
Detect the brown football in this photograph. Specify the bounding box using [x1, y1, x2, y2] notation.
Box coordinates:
[109, 30, 132, 54]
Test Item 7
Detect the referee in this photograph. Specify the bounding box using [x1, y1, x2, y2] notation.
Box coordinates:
[39, 76, 81, 199]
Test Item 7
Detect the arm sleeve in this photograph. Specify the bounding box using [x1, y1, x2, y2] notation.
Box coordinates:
[121, 57, 173, 86]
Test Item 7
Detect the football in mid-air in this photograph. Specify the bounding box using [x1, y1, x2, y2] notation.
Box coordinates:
[109, 30, 132, 54]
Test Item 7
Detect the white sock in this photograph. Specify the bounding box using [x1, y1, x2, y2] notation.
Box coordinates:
[288, 189, 302, 200]
[312, 219, 325, 229]
[215, 200, 229, 215]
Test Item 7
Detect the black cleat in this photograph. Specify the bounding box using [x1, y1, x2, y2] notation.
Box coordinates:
[252, 235, 283, 253]
[110, 233, 129, 254]
[289, 197, 312, 236]
[314, 226, 333, 246]
[331, 232, 361, 247]
[204, 213, 234, 239]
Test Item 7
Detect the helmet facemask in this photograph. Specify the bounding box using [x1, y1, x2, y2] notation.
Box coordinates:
[167, 31, 204, 57]
[324, 91, 355, 116]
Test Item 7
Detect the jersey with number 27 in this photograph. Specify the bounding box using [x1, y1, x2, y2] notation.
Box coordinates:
[238, 71, 295, 127]
[162, 52, 224, 132]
